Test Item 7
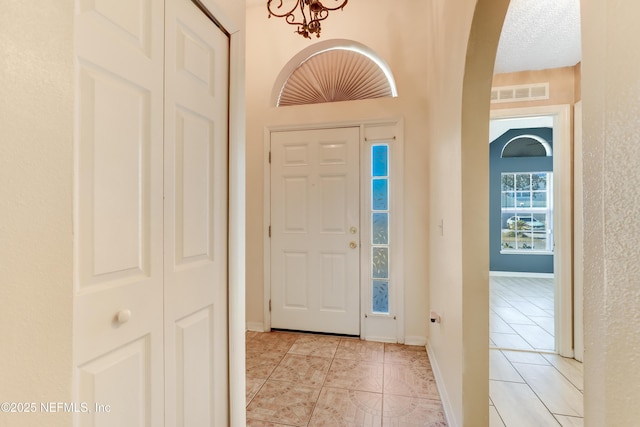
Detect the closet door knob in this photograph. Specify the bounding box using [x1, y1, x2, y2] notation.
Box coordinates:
[116, 309, 132, 324]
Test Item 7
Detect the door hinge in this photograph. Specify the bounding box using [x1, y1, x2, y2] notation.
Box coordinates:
[269, 299, 272, 312]
[268, 225, 271, 237]
[268, 151, 271, 163]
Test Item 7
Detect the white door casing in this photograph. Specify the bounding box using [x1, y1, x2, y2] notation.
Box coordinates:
[164, 0, 229, 425]
[73, 1, 165, 424]
[270, 127, 361, 335]
[490, 105, 574, 357]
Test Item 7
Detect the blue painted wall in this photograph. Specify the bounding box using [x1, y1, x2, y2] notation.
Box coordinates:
[489, 127, 554, 273]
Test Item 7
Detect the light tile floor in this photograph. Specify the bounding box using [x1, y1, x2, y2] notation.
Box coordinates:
[490, 276, 555, 352]
[490, 275, 584, 426]
[490, 349, 584, 426]
[245, 331, 447, 426]
[245, 276, 582, 426]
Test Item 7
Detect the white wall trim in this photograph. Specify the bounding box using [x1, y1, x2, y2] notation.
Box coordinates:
[246, 322, 265, 333]
[225, 26, 247, 427]
[427, 342, 459, 427]
[262, 126, 272, 332]
[573, 100, 584, 362]
[489, 271, 554, 279]
[404, 336, 427, 346]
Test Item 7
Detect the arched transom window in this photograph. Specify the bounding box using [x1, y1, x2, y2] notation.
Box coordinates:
[272, 39, 398, 107]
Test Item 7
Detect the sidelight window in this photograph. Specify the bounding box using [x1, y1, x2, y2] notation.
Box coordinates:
[371, 144, 389, 313]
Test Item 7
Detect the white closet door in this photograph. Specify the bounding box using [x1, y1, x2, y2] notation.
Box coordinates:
[73, 0, 165, 425]
[164, 0, 230, 425]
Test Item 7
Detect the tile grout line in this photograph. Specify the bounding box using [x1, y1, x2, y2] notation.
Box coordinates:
[499, 350, 567, 426]
[304, 338, 341, 427]
[540, 354, 584, 394]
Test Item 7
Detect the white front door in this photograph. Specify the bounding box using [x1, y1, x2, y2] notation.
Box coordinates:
[74, 1, 165, 425]
[270, 127, 360, 335]
[164, 0, 229, 425]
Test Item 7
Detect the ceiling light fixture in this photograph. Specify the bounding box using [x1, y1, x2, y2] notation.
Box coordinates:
[267, 0, 348, 39]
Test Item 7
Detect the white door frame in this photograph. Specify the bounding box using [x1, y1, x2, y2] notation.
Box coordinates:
[490, 104, 574, 357]
[263, 119, 404, 342]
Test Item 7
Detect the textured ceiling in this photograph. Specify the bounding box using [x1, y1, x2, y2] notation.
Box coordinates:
[494, 0, 582, 74]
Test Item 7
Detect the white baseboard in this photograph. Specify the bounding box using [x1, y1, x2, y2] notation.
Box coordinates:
[427, 342, 459, 427]
[490, 271, 554, 279]
[246, 322, 265, 332]
[404, 336, 427, 346]
[364, 336, 398, 343]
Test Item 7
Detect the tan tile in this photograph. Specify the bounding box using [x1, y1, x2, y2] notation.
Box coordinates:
[249, 332, 299, 353]
[325, 358, 384, 393]
[270, 354, 331, 387]
[382, 394, 447, 426]
[384, 363, 440, 400]
[246, 330, 259, 341]
[384, 343, 429, 366]
[246, 418, 297, 427]
[308, 387, 382, 426]
[247, 377, 266, 406]
[335, 339, 385, 363]
[246, 350, 284, 379]
[246, 379, 321, 427]
[512, 363, 583, 417]
[490, 380, 560, 427]
[288, 334, 340, 358]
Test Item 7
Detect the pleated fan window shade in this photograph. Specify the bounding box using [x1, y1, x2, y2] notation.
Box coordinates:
[277, 49, 396, 107]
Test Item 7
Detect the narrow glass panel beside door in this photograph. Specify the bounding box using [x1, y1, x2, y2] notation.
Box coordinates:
[370, 144, 389, 314]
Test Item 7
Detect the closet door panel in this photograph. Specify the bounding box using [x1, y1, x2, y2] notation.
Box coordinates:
[73, 1, 165, 425]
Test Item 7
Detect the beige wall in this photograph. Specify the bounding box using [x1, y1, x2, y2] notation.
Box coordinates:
[581, 0, 640, 424]
[245, 1, 431, 341]
[492, 65, 581, 109]
[0, 2, 75, 426]
[425, 0, 510, 424]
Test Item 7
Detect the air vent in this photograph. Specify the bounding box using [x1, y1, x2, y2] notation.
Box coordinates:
[490, 83, 549, 104]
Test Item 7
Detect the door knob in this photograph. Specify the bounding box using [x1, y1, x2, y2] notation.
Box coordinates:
[116, 309, 132, 324]
[350, 226, 358, 234]
[349, 241, 358, 249]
